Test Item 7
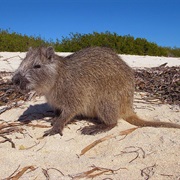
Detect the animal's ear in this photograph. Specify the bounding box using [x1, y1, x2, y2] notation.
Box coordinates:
[46, 46, 55, 60]
[28, 47, 33, 51]
[26, 47, 33, 57]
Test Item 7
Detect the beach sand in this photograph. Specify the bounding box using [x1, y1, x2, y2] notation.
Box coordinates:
[0, 52, 179, 179]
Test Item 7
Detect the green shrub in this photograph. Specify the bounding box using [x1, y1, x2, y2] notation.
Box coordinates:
[0, 29, 179, 57]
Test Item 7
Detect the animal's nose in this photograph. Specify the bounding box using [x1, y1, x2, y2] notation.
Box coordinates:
[12, 73, 21, 86]
[13, 77, 20, 86]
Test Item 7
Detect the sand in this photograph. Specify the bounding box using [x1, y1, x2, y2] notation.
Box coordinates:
[0, 52, 179, 180]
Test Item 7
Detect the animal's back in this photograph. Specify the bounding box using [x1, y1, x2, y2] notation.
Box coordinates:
[60, 47, 135, 118]
[64, 47, 134, 88]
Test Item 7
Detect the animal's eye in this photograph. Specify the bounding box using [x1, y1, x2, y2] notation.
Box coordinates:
[33, 65, 41, 69]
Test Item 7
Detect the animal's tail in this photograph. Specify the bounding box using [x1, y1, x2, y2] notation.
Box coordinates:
[124, 114, 180, 129]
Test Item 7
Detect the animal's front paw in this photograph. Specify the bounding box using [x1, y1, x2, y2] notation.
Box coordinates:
[43, 127, 63, 137]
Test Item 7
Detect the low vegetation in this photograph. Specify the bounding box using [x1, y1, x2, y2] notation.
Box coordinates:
[0, 29, 180, 57]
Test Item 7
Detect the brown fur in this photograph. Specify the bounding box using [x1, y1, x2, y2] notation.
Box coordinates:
[12, 46, 180, 136]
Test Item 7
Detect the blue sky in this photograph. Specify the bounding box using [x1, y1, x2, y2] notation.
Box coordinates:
[0, 0, 180, 48]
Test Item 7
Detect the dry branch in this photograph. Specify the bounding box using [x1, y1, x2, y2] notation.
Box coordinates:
[6, 166, 36, 180]
[80, 134, 113, 156]
[0, 121, 51, 148]
[0, 121, 50, 131]
[69, 165, 126, 179]
[0, 135, 15, 148]
[80, 127, 138, 156]
[0, 127, 24, 135]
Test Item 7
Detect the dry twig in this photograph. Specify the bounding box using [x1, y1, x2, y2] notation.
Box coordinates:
[80, 127, 138, 156]
[6, 165, 36, 180]
[140, 164, 156, 180]
[69, 165, 126, 179]
[5, 165, 21, 180]
[42, 168, 50, 180]
[120, 146, 146, 163]
[0, 135, 15, 148]
[42, 167, 64, 179]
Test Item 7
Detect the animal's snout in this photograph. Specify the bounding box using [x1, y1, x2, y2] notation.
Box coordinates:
[12, 73, 21, 86]
[12, 73, 29, 91]
[12, 73, 22, 86]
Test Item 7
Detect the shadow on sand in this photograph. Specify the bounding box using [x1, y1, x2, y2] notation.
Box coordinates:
[18, 103, 54, 122]
[18, 103, 101, 126]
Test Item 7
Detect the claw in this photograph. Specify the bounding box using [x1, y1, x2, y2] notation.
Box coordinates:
[81, 125, 98, 135]
[43, 128, 63, 137]
[81, 124, 115, 135]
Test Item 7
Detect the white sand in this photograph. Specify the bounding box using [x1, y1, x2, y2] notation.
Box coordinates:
[0, 52, 180, 179]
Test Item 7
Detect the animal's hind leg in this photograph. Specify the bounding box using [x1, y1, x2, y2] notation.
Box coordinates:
[81, 101, 118, 135]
